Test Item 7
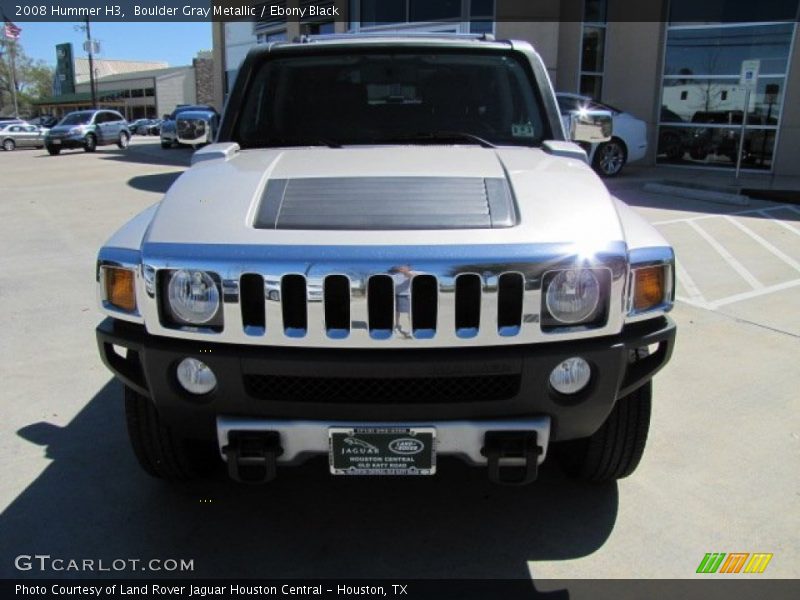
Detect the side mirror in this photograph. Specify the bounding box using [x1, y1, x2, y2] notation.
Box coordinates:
[568, 109, 613, 144]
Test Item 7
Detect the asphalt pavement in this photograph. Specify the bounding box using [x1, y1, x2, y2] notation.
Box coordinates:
[0, 140, 797, 580]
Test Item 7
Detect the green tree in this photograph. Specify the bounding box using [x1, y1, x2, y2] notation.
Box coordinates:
[0, 39, 54, 117]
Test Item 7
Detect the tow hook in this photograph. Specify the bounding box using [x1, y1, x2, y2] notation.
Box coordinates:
[481, 431, 543, 486]
[222, 431, 283, 484]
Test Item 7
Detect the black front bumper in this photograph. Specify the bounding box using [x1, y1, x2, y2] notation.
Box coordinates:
[96, 317, 675, 441]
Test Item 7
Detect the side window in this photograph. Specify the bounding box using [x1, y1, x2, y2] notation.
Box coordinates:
[109, 112, 124, 122]
[93, 112, 106, 124]
[10, 126, 22, 132]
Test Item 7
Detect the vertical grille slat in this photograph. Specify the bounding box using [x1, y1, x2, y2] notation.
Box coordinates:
[324, 275, 350, 339]
[367, 275, 394, 340]
[240, 274, 266, 335]
[411, 275, 437, 339]
[497, 273, 524, 336]
[281, 275, 307, 337]
[455, 274, 481, 338]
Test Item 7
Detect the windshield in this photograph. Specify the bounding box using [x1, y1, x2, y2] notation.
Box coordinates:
[59, 112, 93, 126]
[234, 50, 550, 148]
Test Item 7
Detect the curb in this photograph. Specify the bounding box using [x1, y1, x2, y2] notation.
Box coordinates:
[642, 182, 749, 206]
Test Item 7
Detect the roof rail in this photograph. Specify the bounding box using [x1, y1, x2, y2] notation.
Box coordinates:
[290, 31, 497, 44]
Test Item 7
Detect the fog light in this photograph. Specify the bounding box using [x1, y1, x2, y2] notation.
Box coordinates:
[549, 357, 591, 395]
[176, 358, 217, 395]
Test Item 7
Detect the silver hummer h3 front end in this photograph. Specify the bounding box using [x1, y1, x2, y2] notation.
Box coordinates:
[96, 35, 676, 486]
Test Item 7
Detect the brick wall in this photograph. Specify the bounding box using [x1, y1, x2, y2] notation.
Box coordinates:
[193, 55, 215, 107]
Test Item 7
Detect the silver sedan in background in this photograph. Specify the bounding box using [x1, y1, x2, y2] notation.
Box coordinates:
[1, 124, 48, 151]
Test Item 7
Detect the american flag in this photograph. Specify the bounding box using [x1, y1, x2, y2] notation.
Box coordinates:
[4, 18, 22, 40]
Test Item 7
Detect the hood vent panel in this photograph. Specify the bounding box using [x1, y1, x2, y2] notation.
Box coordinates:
[254, 177, 517, 230]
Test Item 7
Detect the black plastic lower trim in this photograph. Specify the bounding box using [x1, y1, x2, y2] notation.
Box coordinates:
[96, 317, 676, 442]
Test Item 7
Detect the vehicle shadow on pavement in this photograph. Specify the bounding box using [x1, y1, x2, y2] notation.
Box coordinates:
[1, 380, 618, 579]
[126, 172, 184, 194]
[102, 145, 193, 168]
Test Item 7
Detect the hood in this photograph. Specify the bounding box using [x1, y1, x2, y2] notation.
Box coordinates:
[48, 124, 85, 135]
[144, 146, 624, 248]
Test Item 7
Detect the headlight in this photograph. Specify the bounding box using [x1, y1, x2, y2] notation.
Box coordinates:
[102, 266, 136, 312]
[167, 269, 220, 324]
[545, 269, 600, 324]
[68, 126, 83, 134]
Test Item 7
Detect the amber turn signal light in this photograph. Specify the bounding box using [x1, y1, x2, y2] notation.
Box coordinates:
[104, 267, 136, 312]
[633, 266, 665, 311]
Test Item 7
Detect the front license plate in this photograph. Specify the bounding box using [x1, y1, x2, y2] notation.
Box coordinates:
[51, 139, 61, 145]
[329, 427, 436, 476]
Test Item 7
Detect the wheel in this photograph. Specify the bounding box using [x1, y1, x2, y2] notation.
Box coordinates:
[592, 138, 627, 178]
[117, 132, 130, 149]
[46, 145, 61, 156]
[161, 140, 172, 149]
[556, 352, 652, 482]
[124, 384, 217, 481]
[83, 134, 97, 153]
[2, 138, 15, 151]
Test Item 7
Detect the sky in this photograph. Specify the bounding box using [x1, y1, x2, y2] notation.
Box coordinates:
[15, 22, 212, 67]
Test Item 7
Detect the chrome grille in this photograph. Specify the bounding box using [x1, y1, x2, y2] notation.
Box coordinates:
[138, 242, 629, 348]
[238, 272, 527, 341]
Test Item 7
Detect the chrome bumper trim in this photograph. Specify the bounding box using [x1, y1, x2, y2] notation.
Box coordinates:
[216, 416, 551, 466]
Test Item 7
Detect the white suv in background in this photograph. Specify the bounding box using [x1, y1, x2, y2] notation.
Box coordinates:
[557, 93, 648, 177]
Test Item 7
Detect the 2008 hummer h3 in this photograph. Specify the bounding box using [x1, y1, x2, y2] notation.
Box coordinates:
[96, 35, 676, 485]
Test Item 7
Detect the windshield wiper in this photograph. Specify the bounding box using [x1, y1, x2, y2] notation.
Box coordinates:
[388, 131, 497, 149]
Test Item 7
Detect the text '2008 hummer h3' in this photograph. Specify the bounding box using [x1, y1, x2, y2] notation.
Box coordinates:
[96, 35, 676, 486]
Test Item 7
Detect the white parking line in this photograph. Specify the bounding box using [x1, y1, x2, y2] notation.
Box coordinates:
[724, 216, 800, 273]
[756, 210, 800, 236]
[686, 220, 764, 290]
[652, 204, 791, 226]
[674, 259, 708, 307]
[711, 279, 800, 308]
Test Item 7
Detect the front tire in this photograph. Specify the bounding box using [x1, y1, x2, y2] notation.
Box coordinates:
[83, 134, 97, 153]
[160, 140, 172, 149]
[124, 385, 217, 481]
[2, 139, 15, 151]
[557, 354, 652, 482]
[117, 132, 130, 149]
[46, 145, 61, 155]
[592, 138, 627, 178]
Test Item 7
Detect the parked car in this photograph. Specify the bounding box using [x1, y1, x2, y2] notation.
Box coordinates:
[160, 105, 218, 149]
[45, 110, 130, 155]
[556, 92, 648, 177]
[128, 119, 149, 134]
[134, 119, 161, 136]
[96, 35, 675, 486]
[1, 123, 48, 150]
[28, 115, 58, 128]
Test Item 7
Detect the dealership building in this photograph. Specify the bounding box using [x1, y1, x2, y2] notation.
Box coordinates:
[36, 48, 215, 120]
[212, 0, 800, 176]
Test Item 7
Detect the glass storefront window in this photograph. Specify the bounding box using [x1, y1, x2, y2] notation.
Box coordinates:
[661, 77, 784, 125]
[580, 75, 603, 99]
[664, 24, 794, 78]
[579, 1, 607, 100]
[657, 125, 776, 170]
[658, 21, 795, 171]
[582, 26, 606, 73]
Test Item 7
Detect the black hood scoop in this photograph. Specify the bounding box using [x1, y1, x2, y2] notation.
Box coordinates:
[253, 177, 517, 230]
